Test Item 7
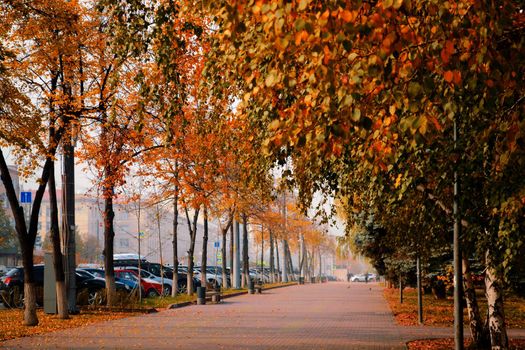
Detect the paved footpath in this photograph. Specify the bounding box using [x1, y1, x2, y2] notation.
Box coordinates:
[1, 282, 523, 349]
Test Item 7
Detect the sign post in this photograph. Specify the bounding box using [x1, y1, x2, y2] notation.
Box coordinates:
[20, 191, 32, 228]
[214, 241, 220, 283]
[43, 253, 57, 314]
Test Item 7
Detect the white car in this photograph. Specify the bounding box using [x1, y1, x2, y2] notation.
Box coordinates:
[351, 274, 375, 282]
[350, 274, 367, 282]
[194, 270, 225, 288]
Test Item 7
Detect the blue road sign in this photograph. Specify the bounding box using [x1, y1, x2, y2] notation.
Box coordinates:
[214, 241, 220, 248]
[20, 192, 32, 203]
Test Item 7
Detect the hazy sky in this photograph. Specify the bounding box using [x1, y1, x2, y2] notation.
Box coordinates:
[10, 148, 346, 237]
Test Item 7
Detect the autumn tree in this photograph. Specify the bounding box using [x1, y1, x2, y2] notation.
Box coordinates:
[204, 1, 524, 347]
[0, 0, 96, 323]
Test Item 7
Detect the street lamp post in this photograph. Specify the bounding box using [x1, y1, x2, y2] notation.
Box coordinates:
[453, 118, 464, 350]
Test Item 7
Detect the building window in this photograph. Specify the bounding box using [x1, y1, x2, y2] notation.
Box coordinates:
[119, 238, 129, 248]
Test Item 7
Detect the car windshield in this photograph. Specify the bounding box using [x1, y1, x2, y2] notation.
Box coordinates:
[5, 268, 21, 277]
[76, 270, 94, 278]
[206, 267, 221, 274]
[87, 270, 105, 278]
[140, 270, 152, 278]
[117, 271, 139, 282]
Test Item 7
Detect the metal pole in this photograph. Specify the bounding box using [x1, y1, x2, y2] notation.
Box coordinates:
[453, 118, 464, 349]
[299, 233, 306, 281]
[281, 192, 288, 282]
[137, 198, 142, 303]
[417, 255, 423, 324]
[233, 220, 241, 289]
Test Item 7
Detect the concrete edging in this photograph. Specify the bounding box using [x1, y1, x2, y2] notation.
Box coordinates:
[166, 282, 299, 309]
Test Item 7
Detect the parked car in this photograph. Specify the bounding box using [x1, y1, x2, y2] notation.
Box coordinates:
[113, 257, 174, 281]
[78, 268, 140, 293]
[0, 265, 130, 308]
[350, 273, 375, 282]
[249, 268, 271, 283]
[114, 269, 162, 298]
[119, 267, 174, 295]
[194, 266, 230, 287]
[350, 274, 367, 282]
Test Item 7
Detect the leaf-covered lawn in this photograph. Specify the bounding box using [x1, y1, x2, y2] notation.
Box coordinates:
[0, 309, 140, 342]
[407, 338, 525, 349]
[140, 281, 297, 308]
[384, 288, 525, 328]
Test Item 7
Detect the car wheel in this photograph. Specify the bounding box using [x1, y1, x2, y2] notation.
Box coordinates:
[146, 289, 159, 298]
[162, 285, 171, 296]
[8, 286, 24, 308]
[177, 282, 187, 294]
[87, 289, 104, 306]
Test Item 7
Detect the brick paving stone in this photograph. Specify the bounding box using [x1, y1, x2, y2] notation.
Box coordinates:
[1, 282, 523, 349]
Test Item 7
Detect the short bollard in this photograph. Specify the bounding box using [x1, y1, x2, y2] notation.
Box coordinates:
[197, 286, 206, 305]
[299, 277, 305, 285]
[212, 286, 221, 303]
[248, 279, 255, 294]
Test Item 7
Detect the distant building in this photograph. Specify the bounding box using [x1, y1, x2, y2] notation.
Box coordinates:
[0, 165, 21, 266]
[34, 191, 219, 266]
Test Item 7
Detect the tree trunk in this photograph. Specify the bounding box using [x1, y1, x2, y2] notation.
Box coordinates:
[156, 203, 164, 295]
[201, 206, 209, 288]
[275, 237, 281, 282]
[229, 223, 234, 284]
[286, 240, 294, 280]
[241, 214, 249, 288]
[23, 282, 38, 326]
[310, 248, 315, 278]
[318, 248, 322, 279]
[269, 230, 275, 283]
[416, 255, 423, 325]
[172, 191, 179, 296]
[49, 160, 68, 319]
[185, 207, 199, 295]
[463, 257, 489, 348]
[299, 235, 305, 278]
[0, 148, 58, 326]
[103, 187, 117, 306]
[221, 228, 229, 288]
[260, 228, 264, 283]
[485, 250, 509, 349]
[61, 136, 76, 313]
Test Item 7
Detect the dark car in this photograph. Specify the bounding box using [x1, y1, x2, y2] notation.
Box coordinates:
[0, 265, 130, 308]
[79, 268, 140, 293]
[115, 265, 200, 294]
[113, 259, 201, 293]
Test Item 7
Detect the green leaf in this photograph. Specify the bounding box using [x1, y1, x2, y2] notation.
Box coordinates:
[295, 19, 306, 31]
[265, 70, 278, 87]
[298, 0, 309, 11]
[407, 82, 422, 98]
[268, 119, 281, 131]
[393, 0, 403, 9]
[351, 108, 361, 122]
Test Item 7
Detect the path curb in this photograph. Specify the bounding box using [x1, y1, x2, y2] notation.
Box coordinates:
[166, 282, 299, 309]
